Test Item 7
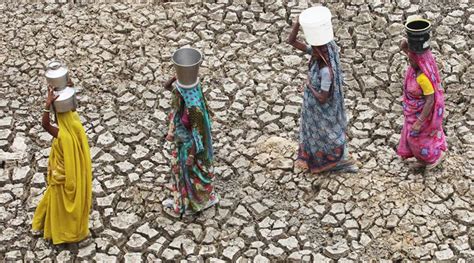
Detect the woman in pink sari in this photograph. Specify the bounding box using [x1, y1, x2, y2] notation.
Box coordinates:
[397, 39, 447, 169]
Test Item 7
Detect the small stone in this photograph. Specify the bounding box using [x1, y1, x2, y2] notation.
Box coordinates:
[222, 246, 241, 261]
[241, 225, 257, 241]
[234, 205, 252, 220]
[116, 161, 134, 173]
[344, 219, 359, 229]
[94, 253, 117, 262]
[250, 202, 269, 219]
[264, 244, 285, 259]
[0, 117, 12, 128]
[386, 23, 404, 36]
[96, 193, 115, 208]
[369, 225, 383, 238]
[386, 214, 399, 229]
[396, 0, 410, 9]
[0, 129, 11, 140]
[108, 245, 121, 256]
[126, 234, 148, 251]
[12, 166, 30, 182]
[136, 223, 159, 239]
[288, 250, 312, 262]
[321, 214, 338, 226]
[11, 135, 27, 153]
[5, 250, 22, 260]
[434, 248, 454, 261]
[203, 227, 220, 244]
[110, 212, 140, 233]
[259, 112, 279, 124]
[453, 210, 473, 225]
[313, 253, 332, 263]
[323, 241, 350, 259]
[199, 245, 217, 257]
[124, 252, 143, 263]
[148, 236, 167, 255]
[282, 55, 303, 67]
[253, 254, 270, 263]
[161, 249, 181, 260]
[97, 131, 115, 146]
[360, 233, 372, 246]
[104, 178, 125, 191]
[278, 236, 299, 251]
[77, 243, 96, 259]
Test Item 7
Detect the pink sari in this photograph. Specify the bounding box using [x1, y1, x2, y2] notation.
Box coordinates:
[397, 50, 447, 164]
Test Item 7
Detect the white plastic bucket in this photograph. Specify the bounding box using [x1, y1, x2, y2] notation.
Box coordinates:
[299, 6, 334, 46]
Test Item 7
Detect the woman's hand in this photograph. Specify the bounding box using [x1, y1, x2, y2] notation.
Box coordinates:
[186, 155, 195, 166]
[172, 165, 180, 174]
[45, 85, 59, 108]
[67, 76, 74, 87]
[42, 85, 60, 138]
[287, 15, 307, 52]
[400, 39, 409, 54]
[164, 76, 177, 91]
[411, 120, 422, 132]
[293, 15, 300, 26]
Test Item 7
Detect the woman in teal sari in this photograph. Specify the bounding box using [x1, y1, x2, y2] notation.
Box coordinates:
[163, 76, 218, 217]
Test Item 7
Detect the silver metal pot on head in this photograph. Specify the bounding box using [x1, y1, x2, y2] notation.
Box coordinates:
[52, 87, 77, 113]
[45, 61, 69, 90]
[172, 48, 202, 88]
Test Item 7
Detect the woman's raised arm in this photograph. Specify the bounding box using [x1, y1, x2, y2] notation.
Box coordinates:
[287, 17, 308, 53]
[164, 76, 177, 91]
[42, 86, 59, 138]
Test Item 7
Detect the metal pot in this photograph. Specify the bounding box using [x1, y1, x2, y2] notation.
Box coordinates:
[45, 61, 69, 90]
[405, 19, 431, 53]
[52, 87, 77, 113]
[172, 48, 202, 88]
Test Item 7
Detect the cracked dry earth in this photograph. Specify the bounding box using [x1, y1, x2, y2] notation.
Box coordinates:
[0, 0, 473, 262]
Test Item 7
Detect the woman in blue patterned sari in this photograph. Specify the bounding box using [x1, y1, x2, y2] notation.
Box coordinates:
[288, 16, 357, 174]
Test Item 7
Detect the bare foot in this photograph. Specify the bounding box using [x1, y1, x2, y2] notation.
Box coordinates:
[425, 151, 446, 170]
[294, 160, 308, 174]
[409, 161, 426, 169]
[165, 133, 174, 142]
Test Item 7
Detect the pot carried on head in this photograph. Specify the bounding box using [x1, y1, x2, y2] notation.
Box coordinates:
[172, 48, 203, 88]
[45, 60, 69, 91]
[299, 6, 334, 46]
[52, 87, 77, 113]
[45, 60, 77, 113]
[405, 19, 431, 53]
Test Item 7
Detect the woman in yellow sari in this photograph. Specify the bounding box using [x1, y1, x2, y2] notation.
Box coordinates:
[32, 83, 92, 245]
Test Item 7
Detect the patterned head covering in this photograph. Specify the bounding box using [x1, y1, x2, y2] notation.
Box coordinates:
[174, 83, 214, 162]
[407, 50, 441, 90]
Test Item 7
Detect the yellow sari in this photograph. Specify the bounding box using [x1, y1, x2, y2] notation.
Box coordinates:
[32, 111, 92, 244]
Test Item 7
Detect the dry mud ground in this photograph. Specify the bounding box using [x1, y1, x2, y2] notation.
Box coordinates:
[0, 0, 473, 262]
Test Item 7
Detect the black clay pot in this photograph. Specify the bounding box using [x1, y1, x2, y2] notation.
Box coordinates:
[405, 19, 431, 53]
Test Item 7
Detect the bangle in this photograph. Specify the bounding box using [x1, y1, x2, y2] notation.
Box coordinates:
[43, 108, 50, 113]
[417, 115, 425, 122]
[188, 155, 194, 159]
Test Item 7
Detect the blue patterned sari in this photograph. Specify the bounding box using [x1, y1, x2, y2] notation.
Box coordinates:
[297, 41, 355, 173]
